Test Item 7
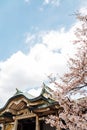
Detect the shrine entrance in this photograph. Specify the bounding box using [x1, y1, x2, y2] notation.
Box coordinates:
[17, 117, 56, 130]
[17, 117, 35, 130]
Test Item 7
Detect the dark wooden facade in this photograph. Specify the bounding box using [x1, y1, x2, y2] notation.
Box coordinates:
[0, 85, 60, 130]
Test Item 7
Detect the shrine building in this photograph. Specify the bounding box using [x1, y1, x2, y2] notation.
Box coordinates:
[0, 84, 60, 130]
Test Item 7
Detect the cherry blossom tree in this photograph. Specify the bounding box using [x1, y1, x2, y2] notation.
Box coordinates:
[45, 13, 87, 130]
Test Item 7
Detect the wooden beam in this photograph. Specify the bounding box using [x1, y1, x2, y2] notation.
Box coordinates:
[14, 113, 36, 120]
[28, 100, 46, 106]
[6, 109, 17, 115]
[34, 107, 50, 113]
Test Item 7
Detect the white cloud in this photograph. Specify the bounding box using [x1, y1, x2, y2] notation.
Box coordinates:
[25, 27, 76, 59]
[25, 33, 36, 45]
[0, 23, 77, 107]
[1, 7, 86, 107]
[43, 0, 60, 7]
[79, 7, 87, 15]
[0, 47, 65, 106]
[27, 87, 42, 97]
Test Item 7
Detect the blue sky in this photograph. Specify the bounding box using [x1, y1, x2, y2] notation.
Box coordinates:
[0, 0, 87, 106]
[0, 0, 80, 60]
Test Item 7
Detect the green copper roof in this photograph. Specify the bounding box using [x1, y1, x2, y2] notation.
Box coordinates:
[0, 84, 56, 112]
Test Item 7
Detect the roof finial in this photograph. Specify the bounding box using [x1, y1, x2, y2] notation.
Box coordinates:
[15, 88, 22, 95]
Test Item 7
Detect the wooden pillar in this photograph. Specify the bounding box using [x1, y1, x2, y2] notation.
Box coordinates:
[2, 124, 5, 130]
[36, 115, 40, 130]
[14, 120, 18, 130]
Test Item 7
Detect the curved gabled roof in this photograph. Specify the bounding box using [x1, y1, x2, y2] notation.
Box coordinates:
[0, 84, 56, 113]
